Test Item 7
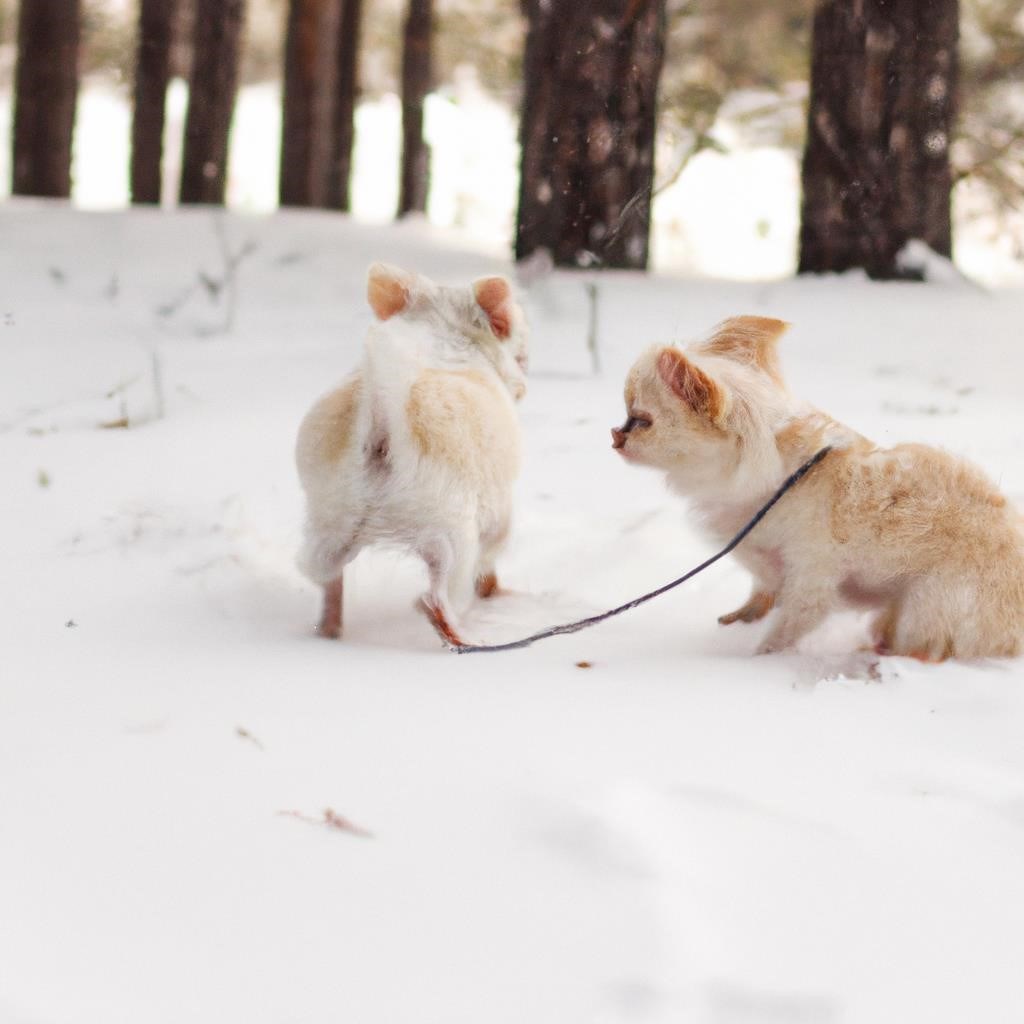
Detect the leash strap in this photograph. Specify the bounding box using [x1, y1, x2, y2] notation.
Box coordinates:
[449, 446, 832, 654]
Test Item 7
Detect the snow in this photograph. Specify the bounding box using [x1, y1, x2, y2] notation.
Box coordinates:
[3, 202, 1024, 1024]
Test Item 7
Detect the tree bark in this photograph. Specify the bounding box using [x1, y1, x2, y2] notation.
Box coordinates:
[397, 0, 432, 218]
[131, 0, 177, 205]
[179, 0, 246, 205]
[515, 0, 667, 270]
[281, 0, 339, 207]
[12, 0, 81, 198]
[325, 0, 364, 211]
[798, 0, 959, 279]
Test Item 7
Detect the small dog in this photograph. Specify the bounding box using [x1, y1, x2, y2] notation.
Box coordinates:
[296, 262, 529, 645]
[613, 315, 1024, 659]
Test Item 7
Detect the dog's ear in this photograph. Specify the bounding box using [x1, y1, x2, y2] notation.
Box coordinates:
[367, 263, 411, 320]
[473, 276, 514, 339]
[657, 348, 728, 426]
[695, 315, 789, 385]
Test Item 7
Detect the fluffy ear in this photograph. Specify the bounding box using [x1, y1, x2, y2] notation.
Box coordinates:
[657, 348, 728, 425]
[473, 276, 514, 339]
[367, 263, 411, 320]
[695, 315, 789, 385]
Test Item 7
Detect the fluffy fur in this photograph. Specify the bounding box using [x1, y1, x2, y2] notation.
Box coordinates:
[613, 315, 1024, 660]
[296, 262, 529, 644]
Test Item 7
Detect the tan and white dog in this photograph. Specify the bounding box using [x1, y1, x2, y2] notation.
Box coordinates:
[296, 263, 529, 645]
[613, 315, 1024, 660]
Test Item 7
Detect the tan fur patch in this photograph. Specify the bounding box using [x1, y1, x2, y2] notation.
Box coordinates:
[697, 315, 790, 386]
[407, 368, 518, 479]
[776, 413, 864, 461]
[313, 376, 362, 464]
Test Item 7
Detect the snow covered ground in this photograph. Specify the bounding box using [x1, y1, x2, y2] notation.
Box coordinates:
[3, 203, 1024, 1024]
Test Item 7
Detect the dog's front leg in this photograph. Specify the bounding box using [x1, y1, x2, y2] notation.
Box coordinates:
[757, 578, 835, 654]
[719, 589, 776, 625]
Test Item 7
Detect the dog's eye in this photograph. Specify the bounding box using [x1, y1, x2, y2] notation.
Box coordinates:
[628, 415, 652, 431]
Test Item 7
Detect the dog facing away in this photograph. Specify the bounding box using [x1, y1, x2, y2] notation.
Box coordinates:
[296, 262, 529, 645]
[612, 315, 1024, 660]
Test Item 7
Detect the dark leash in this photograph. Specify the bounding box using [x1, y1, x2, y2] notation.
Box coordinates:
[448, 446, 833, 654]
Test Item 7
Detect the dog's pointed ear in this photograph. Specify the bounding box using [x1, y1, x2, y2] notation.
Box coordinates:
[695, 315, 789, 385]
[367, 263, 411, 320]
[473, 276, 514, 339]
[657, 348, 728, 426]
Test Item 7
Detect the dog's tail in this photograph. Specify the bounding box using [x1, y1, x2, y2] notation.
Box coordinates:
[357, 321, 422, 476]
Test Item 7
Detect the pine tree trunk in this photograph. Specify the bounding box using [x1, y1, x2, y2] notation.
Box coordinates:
[12, 0, 81, 198]
[179, 0, 246, 205]
[131, 0, 176, 205]
[325, 0, 364, 211]
[397, 0, 432, 218]
[280, 0, 338, 207]
[515, 0, 667, 270]
[798, 0, 959, 279]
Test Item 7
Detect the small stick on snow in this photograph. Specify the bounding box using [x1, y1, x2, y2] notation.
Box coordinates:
[235, 726, 265, 751]
[277, 808, 373, 839]
[584, 281, 601, 376]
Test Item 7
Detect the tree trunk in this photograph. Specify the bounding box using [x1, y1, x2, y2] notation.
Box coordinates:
[397, 0, 432, 218]
[179, 0, 246, 205]
[515, 0, 667, 270]
[131, 0, 177, 205]
[798, 0, 959, 279]
[280, 0, 338, 207]
[12, 0, 81, 198]
[325, 0, 364, 211]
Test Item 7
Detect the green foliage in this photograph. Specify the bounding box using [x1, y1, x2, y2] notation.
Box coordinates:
[656, 0, 1024, 239]
[657, 0, 812, 187]
[957, 0, 1024, 238]
[81, 0, 134, 83]
[240, 0, 287, 84]
[435, 0, 524, 103]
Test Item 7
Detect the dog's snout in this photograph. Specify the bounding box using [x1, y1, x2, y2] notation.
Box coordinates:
[611, 426, 627, 449]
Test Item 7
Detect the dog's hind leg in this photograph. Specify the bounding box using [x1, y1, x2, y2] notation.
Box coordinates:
[299, 521, 362, 640]
[475, 512, 511, 599]
[318, 576, 345, 639]
[419, 521, 479, 646]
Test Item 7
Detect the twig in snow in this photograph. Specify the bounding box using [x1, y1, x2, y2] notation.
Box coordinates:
[584, 281, 602, 376]
[150, 349, 166, 421]
[106, 374, 141, 400]
[277, 807, 374, 839]
[210, 215, 259, 334]
[154, 216, 258, 334]
[235, 726, 265, 751]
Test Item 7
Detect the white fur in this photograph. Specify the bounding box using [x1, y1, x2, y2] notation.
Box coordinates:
[296, 266, 528, 642]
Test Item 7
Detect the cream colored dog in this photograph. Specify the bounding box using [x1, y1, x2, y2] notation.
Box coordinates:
[613, 315, 1024, 660]
[296, 263, 528, 645]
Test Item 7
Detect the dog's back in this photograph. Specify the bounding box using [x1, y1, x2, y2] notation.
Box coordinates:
[297, 325, 519, 558]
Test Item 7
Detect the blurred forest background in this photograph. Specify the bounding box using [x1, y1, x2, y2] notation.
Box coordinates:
[1, 0, 1023, 282]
